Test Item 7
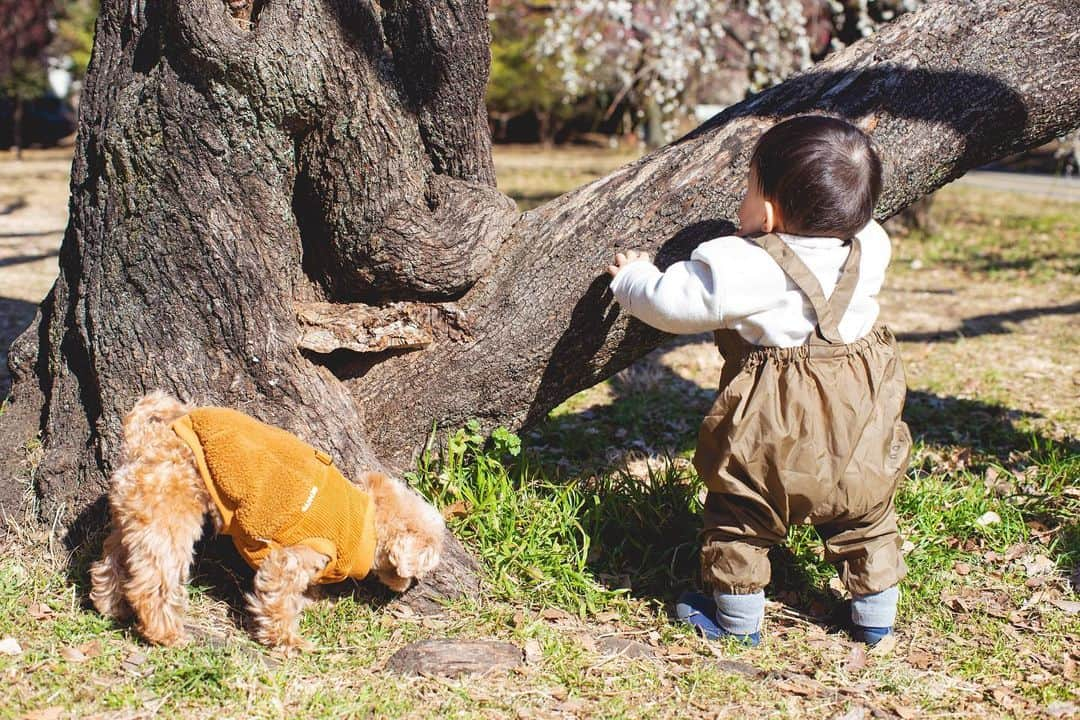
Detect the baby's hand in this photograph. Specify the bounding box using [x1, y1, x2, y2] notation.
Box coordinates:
[607, 250, 651, 277]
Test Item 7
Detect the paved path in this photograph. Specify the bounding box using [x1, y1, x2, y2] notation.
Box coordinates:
[957, 170, 1080, 202]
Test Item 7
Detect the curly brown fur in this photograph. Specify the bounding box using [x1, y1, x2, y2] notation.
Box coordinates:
[90, 392, 445, 649]
[363, 471, 445, 592]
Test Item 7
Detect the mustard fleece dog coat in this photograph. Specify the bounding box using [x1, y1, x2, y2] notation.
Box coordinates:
[171, 408, 376, 584]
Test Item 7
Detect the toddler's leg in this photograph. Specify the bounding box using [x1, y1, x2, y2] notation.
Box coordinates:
[676, 589, 764, 646]
[818, 500, 907, 645]
[677, 492, 781, 646]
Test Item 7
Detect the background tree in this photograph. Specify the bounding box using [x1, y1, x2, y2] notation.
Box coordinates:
[0, 0, 1077, 607]
[0, 0, 53, 80]
[53, 0, 101, 81]
[0, 0, 53, 157]
[0, 58, 49, 159]
[487, 2, 574, 143]
[535, 0, 926, 145]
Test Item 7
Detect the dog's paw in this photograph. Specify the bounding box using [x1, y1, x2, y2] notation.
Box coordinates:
[269, 632, 314, 654]
[141, 627, 191, 647]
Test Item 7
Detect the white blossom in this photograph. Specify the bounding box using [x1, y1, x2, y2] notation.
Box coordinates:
[538, 0, 924, 143]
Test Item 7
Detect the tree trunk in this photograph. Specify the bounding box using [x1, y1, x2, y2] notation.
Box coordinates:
[11, 97, 22, 160]
[1, 0, 1078, 608]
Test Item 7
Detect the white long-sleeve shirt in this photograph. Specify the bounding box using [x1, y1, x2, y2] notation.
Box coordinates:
[609, 220, 892, 347]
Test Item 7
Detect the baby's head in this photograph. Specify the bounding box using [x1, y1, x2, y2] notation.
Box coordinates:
[738, 116, 882, 241]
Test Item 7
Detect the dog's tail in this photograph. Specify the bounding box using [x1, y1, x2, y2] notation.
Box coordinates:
[119, 391, 191, 459]
[89, 528, 133, 620]
[124, 391, 190, 430]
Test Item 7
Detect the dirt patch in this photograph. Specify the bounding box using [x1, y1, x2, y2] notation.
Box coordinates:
[0, 152, 70, 396]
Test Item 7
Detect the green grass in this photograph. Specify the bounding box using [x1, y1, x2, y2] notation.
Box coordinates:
[892, 187, 1080, 282]
[2, 420, 1076, 718]
[410, 421, 621, 614]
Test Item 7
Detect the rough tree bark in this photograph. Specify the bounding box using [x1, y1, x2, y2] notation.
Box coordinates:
[1, 0, 1078, 608]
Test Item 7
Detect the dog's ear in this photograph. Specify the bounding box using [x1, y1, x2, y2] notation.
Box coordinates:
[387, 535, 419, 579]
[387, 533, 442, 580]
[412, 543, 442, 577]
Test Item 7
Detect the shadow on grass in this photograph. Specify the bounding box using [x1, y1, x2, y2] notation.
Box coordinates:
[897, 300, 1080, 344]
[0, 250, 59, 268]
[0, 296, 38, 397]
[64, 515, 393, 643]
[529, 343, 1078, 622]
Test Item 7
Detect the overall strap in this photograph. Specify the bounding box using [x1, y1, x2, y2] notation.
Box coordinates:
[751, 233, 862, 344]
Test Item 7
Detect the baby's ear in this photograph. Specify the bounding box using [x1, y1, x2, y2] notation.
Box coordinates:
[762, 200, 778, 234]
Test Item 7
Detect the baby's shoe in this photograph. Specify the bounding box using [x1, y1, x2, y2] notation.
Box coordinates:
[675, 591, 761, 646]
[852, 625, 892, 646]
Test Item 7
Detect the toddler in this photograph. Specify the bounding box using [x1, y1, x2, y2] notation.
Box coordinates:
[607, 116, 911, 646]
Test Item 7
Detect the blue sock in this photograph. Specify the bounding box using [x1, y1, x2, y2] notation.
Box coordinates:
[853, 625, 892, 645]
[851, 586, 899, 645]
[675, 591, 762, 646]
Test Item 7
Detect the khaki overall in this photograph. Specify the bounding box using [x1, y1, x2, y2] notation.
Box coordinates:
[693, 233, 911, 597]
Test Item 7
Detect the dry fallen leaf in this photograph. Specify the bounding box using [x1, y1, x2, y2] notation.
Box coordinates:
[60, 646, 88, 663]
[1050, 599, 1080, 615]
[831, 707, 867, 720]
[890, 702, 920, 720]
[523, 638, 542, 666]
[420, 617, 447, 630]
[772, 678, 819, 697]
[556, 697, 587, 714]
[941, 591, 971, 614]
[77, 640, 101, 658]
[121, 651, 148, 673]
[845, 644, 867, 673]
[869, 634, 897, 656]
[390, 605, 417, 620]
[440, 500, 470, 520]
[575, 634, 598, 653]
[1045, 701, 1079, 719]
[954, 561, 972, 576]
[1005, 544, 1029, 561]
[1023, 554, 1057, 578]
[907, 649, 933, 669]
[26, 603, 55, 621]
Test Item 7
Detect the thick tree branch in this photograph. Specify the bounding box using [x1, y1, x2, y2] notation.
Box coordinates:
[295, 125, 518, 300]
[354, 0, 1080, 466]
[382, 0, 497, 185]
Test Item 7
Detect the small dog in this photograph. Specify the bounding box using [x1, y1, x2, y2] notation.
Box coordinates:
[90, 391, 445, 649]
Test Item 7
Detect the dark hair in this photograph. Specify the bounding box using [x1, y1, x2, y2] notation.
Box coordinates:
[749, 115, 882, 240]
